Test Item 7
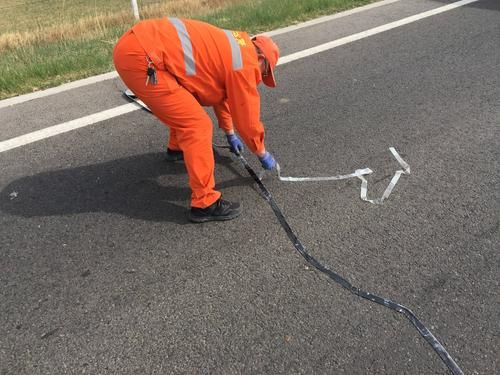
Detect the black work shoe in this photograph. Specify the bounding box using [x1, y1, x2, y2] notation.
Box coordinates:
[189, 198, 241, 223]
[165, 148, 184, 162]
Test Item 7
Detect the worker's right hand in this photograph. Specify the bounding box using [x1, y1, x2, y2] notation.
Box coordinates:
[258, 152, 277, 170]
[226, 133, 244, 154]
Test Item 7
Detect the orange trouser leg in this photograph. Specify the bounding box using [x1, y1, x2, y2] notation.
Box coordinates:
[113, 31, 221, 208]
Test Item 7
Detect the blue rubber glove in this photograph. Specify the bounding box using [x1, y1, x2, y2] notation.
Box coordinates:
[226, 133, 244, 154]
[258, 151, 277, 170]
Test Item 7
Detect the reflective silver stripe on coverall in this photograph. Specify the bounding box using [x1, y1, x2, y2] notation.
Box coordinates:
[168, 17, 196, 76]
[223, 30, 243, 70]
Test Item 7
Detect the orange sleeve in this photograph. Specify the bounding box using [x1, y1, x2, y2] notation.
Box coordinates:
[225, 68, 265, 155]
[213, 100, 233, 133]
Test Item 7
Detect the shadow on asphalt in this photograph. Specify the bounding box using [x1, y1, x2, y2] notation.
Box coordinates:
[0, 150, 250, 224]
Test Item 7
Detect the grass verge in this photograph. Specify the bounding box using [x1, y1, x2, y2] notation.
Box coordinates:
[0, 0, 375, 100]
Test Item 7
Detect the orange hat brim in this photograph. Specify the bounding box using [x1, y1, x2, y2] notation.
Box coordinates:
[263, 66, 276, 88]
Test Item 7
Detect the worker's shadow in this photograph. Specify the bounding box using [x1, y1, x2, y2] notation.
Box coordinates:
[0, 149, 249, 224]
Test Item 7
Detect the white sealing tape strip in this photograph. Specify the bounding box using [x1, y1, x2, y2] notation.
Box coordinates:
[358, 147, 410, 204]
[276, 166, 373, 182]
[263, 147, 409, 205]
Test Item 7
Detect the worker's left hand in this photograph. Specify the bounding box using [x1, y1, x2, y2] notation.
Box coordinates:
[226, 133, 244, 154]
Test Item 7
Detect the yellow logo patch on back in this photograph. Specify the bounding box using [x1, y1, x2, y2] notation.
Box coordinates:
[232, 31, 246, 46]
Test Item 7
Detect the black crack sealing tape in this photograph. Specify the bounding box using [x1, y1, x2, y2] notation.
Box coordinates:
[123, 89, 463, 373]
[234, 152, 463, 375]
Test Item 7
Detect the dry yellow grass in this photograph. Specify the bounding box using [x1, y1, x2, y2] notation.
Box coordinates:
[0, 0, 243, 51]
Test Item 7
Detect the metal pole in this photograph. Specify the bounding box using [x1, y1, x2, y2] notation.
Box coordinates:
[131, 0, 140, 20]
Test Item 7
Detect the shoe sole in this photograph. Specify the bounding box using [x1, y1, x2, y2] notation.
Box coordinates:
[188, 210, 241, 223]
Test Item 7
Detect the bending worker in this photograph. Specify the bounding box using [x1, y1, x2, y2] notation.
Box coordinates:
[113, 18, 279, 223]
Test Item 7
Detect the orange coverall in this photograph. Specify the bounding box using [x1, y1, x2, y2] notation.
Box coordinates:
[113, 18, 266, 208]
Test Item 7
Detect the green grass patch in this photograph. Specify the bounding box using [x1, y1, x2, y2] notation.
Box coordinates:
[203, 0, 374, 33]
[0, 0, 375, 99]
[0, 28, 126, 98]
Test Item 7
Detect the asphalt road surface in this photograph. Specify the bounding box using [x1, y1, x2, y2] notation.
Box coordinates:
[1, 0, 498, 374]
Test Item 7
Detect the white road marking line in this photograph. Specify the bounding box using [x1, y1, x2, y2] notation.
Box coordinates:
[279, 0, 480, 65]
[0, 0, 479, 154]
[0, 104, 137, 153]
[0, 72, 119, 109]
[0, 0, 398, 109]
[265, 0, 400, 37]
